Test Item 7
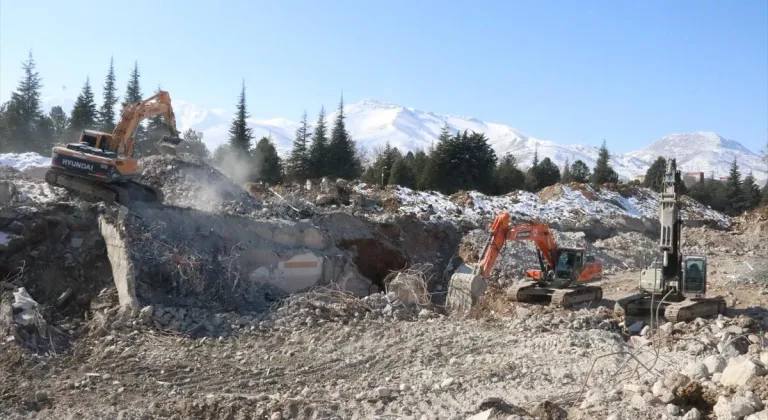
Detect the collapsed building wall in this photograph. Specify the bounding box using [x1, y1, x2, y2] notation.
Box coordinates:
[315, 212, 462, 296]
[101, 204, 377, 314]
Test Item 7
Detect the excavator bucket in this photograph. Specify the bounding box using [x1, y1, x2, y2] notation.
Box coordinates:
[156, 135, 183, 155]
[446, 263, 487, 313]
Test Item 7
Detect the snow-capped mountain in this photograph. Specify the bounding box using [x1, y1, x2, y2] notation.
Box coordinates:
[41, 97, 767, 185]
[627, 132, 767, 183]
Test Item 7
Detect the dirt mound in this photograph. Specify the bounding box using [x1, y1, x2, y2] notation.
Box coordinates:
[734, 204, 768, 236]
[538, 184, 568, 204]
[0, 202, 112, 353]
[139, 153, 263, 216]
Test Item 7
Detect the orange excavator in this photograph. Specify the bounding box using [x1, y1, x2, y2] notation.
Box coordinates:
[44, 90, 183, 205]
[454, 213, 604, 308]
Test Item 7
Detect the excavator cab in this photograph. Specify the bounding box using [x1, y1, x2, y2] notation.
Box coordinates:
[551, 248, 586, 287]
[681, 256, 707, 298]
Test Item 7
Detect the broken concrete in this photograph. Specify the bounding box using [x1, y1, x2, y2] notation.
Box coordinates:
[713, 390, 764, 420]
[97, 215, 138, 313]
[720, 356, 766, 386]
[104, 204, 376, 312]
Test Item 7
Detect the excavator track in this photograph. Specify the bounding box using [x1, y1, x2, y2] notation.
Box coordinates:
[550, 286, 603, 308]
[45, 168, 163, 207]
[664, 297, 727, 323]
[614, 293, 727, 322]
[507, 281, 603, 308]
[613, 293, 650, 318]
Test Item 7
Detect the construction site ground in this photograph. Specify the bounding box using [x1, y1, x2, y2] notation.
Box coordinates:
[2, 154, 768, 420]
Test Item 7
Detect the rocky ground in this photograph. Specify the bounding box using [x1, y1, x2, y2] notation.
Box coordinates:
[1, 153, 767, 419]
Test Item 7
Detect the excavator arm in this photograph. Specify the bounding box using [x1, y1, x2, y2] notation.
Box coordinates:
[475, 213, 559, 278]
[109, 90, 182, 156]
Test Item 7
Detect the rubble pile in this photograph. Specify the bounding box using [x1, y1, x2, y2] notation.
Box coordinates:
[590, 312, 768, 420]
[593, 231, 659, 269]
[0, 167, 61, 204]
[6, 152, 768, 419]
[139, 153, 264, 216]
[264, 289, 441, 330]
[356, 182, 731, 235]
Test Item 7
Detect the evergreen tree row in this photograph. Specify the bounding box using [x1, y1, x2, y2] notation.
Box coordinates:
[0, 52, 198, 159]
[284, 95, 362, 182]
[346, 126, 626, 197]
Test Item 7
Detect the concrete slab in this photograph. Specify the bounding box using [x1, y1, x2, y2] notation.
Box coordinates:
[98, 216, 138, 313]
[250, 252, 325, 294]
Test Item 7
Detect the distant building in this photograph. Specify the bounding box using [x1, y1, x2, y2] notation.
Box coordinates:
[682, 171, 704, 187]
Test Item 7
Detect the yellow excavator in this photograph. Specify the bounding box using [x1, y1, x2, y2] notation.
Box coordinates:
[44, 90, 183, 205]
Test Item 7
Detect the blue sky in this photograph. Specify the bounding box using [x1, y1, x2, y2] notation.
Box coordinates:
[1, 0, 766, 153]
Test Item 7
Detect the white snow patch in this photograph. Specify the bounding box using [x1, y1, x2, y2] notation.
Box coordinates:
[0, 152, 51, 171]
[0, 231, 12, 246]
[360, 184, 730, 229]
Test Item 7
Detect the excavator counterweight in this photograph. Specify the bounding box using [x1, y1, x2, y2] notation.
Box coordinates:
[450, 215, 604, 309]
[44, 91, 184, 206]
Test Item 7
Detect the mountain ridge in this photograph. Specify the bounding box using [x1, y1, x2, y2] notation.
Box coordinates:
[41, 97, 767, 185]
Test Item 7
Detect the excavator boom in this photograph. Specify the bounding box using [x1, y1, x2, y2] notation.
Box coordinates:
[111, 90, 182, 157]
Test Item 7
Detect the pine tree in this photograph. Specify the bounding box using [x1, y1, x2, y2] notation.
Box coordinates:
[742, 172, 761, 210]
[761, 182, 768, 206]
[524, 146, 542, 191]
[592, 140, 619, 185]
[412, 149, 430, 190]
[494, 154, 526, 194]
[570, 160, 591, 183]
[36, 114, 55, 150]
[388, 156, 416, 188]
[5, 51, 45, 152]
[99, 56, 119, 132]
[122, 61, 142, 110]
[227, 81, 254, 155]
[67, 77, 98, 140]
[253, 136, 283, 185]
[326, 93, 359, 180]
[422, 130, 497, 194]
[49, 106, 68, 144]
[362, 142, 401, 186]
[561, 158, 571, 183]
[146, 84, 168, 143]
[180, 129, 210, 160]
[308, 106, 329, 178]
[643, 156, 668, 192]
[725, 157, 746, 215]
[437, 123, 452, 144]
[121, 61, 147, 153]
[286, 110, 312, 181]
[536, 157, 561, 188]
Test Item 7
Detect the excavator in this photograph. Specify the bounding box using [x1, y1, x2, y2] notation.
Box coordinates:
[614, 158, 726, 322]
[44, 90, 183, 205]
[452, 214, 604, 308]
